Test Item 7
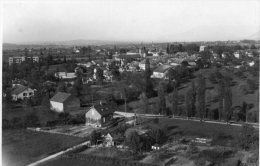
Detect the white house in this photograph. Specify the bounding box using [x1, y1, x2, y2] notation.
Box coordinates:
[199, 46, 207, 52]
[55, 72, 77, 79]
[85, 105, 114, 127]
[233, 52, 241, 59]
[11, 85, 35, 101]
[248, 61, 255, 67]
[50, 92, 80, 113]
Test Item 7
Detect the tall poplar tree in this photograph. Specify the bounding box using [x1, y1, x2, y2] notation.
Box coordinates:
[158, 81, 166, 115]
[171, 81, 178, 116]
[197, 74, 206, 121]
[191, 81, 196, 117]
[144, 59, 154, 98]
[224, 77, 232, 122]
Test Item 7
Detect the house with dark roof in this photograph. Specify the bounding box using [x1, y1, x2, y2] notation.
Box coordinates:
[151, 65, 174, 79]
[85, 104, 115, 128]
[11, 85, 35, 101]
[50, 92, 80, 113]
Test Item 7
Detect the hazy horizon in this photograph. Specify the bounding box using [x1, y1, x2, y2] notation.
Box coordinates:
[3, 0, 260, 43]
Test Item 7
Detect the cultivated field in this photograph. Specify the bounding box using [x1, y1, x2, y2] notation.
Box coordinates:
[39, 125, 95, 138]
[2, 130, 86, 166]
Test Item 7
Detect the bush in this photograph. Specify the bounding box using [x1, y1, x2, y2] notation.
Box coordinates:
[194, 157, 206, 166]
[186, 143, 198, 155]
[2, 119, 10, 129]
[200, 148, 234, 165]
[239, 124, 258, 150]
[10, 117, 24, 129]
[24, 112, 40, 127]
[90, 130, 102, 145]
[246, 79, 257, 91]
[153, 118, 159, 124]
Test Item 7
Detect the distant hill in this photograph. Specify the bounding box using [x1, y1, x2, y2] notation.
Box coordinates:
[245, 31, 260, 40]
[3, 40, 138, 50]
[162, 25, 258, 42]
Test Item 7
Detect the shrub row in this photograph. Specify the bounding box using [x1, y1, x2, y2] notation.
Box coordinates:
[61, 153, 158, 166]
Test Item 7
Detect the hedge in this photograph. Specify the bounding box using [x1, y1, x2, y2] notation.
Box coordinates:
[61, 153, 159, 166]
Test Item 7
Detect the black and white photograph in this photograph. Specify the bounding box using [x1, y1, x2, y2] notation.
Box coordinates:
[1, 0, 260, 165]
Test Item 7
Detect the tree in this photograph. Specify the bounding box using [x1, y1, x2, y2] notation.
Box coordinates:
[239, 124, 258, 150]
[223, 77, 232, 122]
[158, 81, 166, 115]
[63, 56, 67, 63]
[167, 68, 181, 85]
[96, 68, 104, 84]
[24, 112, 40, 127]
[4, 88, 12, 104]
[125, 130, 143, 154]
[197, 74, 206, 120]
[109, 61, 120, 81]
[73, 78, 83, 97]
[237, 102, 247, 122]
[250, 44, 256, 49]
[186, 89, 192, 117]
[218, 79, 225, 120]
[90, 130, 102, 145]
[140, 92, 149, 114]
[190, 81, 196, 117]
[171, 81, 178, 116]
[166, 43, 170, 54]
[57, 82, 67, 92]
[144, 59, 155, 98]
[147, 127, 166, 144]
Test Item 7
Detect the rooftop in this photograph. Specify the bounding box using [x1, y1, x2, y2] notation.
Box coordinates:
[50, 92, 71, 103]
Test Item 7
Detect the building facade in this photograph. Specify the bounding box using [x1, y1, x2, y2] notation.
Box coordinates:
[9, 56, 39, 65]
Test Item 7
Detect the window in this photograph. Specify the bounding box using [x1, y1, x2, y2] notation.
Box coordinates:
[23, 93, 27, 97]
[29, 92, 33, 96]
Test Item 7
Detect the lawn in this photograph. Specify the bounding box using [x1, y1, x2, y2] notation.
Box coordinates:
[2, 129, 86, 166]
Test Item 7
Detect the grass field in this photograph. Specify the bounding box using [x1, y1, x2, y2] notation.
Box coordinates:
[158, 118, 244, 138]
[2, 129, 86, 166]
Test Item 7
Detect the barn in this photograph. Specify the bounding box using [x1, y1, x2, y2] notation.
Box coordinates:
[50, 92, 80, 113]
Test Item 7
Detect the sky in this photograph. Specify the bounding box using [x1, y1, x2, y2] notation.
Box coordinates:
[2, 0, 260, 43]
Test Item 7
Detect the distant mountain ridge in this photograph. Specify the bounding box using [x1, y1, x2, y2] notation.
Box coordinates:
[2, 40, 137, 50]
[245, 31, 260, 40]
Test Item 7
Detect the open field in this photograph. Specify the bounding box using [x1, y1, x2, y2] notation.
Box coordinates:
[158, 118, 252, 139]
[2, 105, 57, 125]
[38, 125, 95, 138]
[2, 130, 86, 166]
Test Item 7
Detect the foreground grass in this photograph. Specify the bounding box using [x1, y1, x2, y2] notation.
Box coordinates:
[2, 129, 86, 166]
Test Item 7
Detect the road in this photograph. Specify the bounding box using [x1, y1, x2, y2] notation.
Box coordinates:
[114, 111, 259, 129]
